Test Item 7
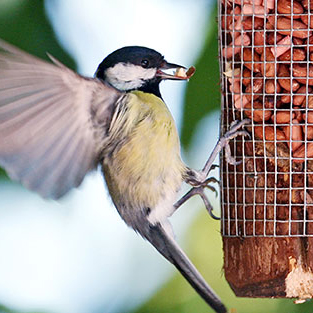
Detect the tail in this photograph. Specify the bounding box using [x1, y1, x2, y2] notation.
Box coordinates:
[143, 222, 227, 313]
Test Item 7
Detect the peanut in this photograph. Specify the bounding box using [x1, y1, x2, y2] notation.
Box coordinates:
[254, 125, 286, 141]
[273, 111, 295, 124]
[242, 4, 269, 17]
[271, 36, 292, 58]
[305, 36, 313, 53]
[264, 0, 275, 9]
[223, 33, 251, 59]
[295, 110, 303, 122]
[293, 64, 313, 85]
[235, 95, 250, 109]
[278, 64, 300, 91]
[293, 86, 312, 106]
[301, 14, 313, 28]
[254, 31, 265, 54]
[267, 32, 284, 45]
[305, 126, 313, 139]
[229, 0, 263, 4]
[302, 0, 313, 11]
[293, 142, 313, 163]
[303, 111, 313, 123]
[245, 78, 263, 100]
[243, 48, 261, 73]
[293, 37, 304, 45]
[281, 95, 292, 103]
[277, 0, 304, 19]
[284, 119, 304, 152]
[260, 48, 276, 77]
[244, 100, 272, 122]
[308, 96, 313, 108]
[242, 17, 264, 30]
[278, 48, 306, 61]
[277, 17, 311, 39]
[265, 79, 282, 94]
[242, 68, 252, 87]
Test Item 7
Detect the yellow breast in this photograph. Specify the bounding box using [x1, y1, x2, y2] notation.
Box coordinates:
[103, 90, 185, 219]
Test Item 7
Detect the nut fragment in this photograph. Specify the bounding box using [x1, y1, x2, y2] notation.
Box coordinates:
[274, 111, 295, 124]
[254, 125, 286, 140]
[243, 48, 261, 72]
[242, 68, 252, 87]
[277, 0, 304, 18]
[284, 119, 304, 152]
[271, 36, 291, 58]
[305, 126, 313, 140]
[301, 14, 313, 28]
[244, 100, 272, 122]
[265, 79, 281, 94]
[278, 64, 300, 91]
[242, 17, 264, 30]
[277, 17, 311, 39]
[223, 33, 251, 58]
[242, 4, 269, 16]
[293, 86, 312, 106]
[293, 142, 313, 162]
[175, 68, 187, 78]
[293, 64, 313, 85]
[260, 48, 276, 77]
[278, 48, 306, 61]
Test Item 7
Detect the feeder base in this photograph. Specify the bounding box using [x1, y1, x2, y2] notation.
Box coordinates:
[223, 237, 313, 299]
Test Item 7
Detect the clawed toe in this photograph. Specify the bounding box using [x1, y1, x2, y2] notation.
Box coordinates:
[198, 191, 220, 220]
[203, 177, 219, 197]
[228, 118, 250, 133]
[222, 120, 250, 166]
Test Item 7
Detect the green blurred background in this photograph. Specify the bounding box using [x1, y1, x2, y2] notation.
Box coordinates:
[0, 0, 312, 312]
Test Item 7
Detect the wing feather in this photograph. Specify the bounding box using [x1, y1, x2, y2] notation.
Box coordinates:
[0, 39, 123, 199]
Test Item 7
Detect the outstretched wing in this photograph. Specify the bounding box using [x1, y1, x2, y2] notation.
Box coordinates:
[0, 39, 122, 199]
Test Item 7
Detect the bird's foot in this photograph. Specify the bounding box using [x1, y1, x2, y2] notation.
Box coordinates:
[201, 118, 250, 176]
[174, 119, 250, 219]
[220, 119, 250, 166]
[174, 175, 220, 219]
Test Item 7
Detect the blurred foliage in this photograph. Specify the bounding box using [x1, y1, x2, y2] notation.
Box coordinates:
[181, 6, 220, 150]
[0, 0, 76, 66]
[0, 0, 76, 180]
[0, 304, 44, 313]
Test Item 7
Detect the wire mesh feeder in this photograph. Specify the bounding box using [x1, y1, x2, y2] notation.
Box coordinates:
[219, 0, 313, 300]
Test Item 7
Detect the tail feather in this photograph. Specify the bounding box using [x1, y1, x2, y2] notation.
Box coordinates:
[143, 222, 227, 313]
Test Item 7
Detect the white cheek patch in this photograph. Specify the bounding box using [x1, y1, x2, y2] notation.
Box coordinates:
[105, 63, 157, 91]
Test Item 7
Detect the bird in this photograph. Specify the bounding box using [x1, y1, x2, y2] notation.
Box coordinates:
[0, 39, 248, 313]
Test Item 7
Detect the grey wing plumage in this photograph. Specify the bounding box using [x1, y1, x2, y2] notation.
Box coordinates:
[0, 39, 122, 199]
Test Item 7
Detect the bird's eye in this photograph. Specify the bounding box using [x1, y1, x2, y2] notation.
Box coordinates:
[141, 59, 149, 68]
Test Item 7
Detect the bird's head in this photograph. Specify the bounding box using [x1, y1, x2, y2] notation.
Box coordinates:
[95, 46, 195, 98]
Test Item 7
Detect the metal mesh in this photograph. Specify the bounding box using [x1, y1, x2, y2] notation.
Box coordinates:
[219, 0, 313, 237]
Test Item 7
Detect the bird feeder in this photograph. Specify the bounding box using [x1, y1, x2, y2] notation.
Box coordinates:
[219, 0, 313, 299]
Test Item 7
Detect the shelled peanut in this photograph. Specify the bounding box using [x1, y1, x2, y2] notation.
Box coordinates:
[221, 0, 313, 163]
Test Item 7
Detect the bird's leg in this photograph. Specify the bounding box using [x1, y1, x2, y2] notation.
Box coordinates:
[201, 118, 250, 176]
[174, 172, 220, 219]
[174, 119, 250, 218]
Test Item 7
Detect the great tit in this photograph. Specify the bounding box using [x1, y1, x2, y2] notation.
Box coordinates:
[0, 39, 248, 313]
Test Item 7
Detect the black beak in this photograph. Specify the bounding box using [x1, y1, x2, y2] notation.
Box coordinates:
[156, 60, 195, 80]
